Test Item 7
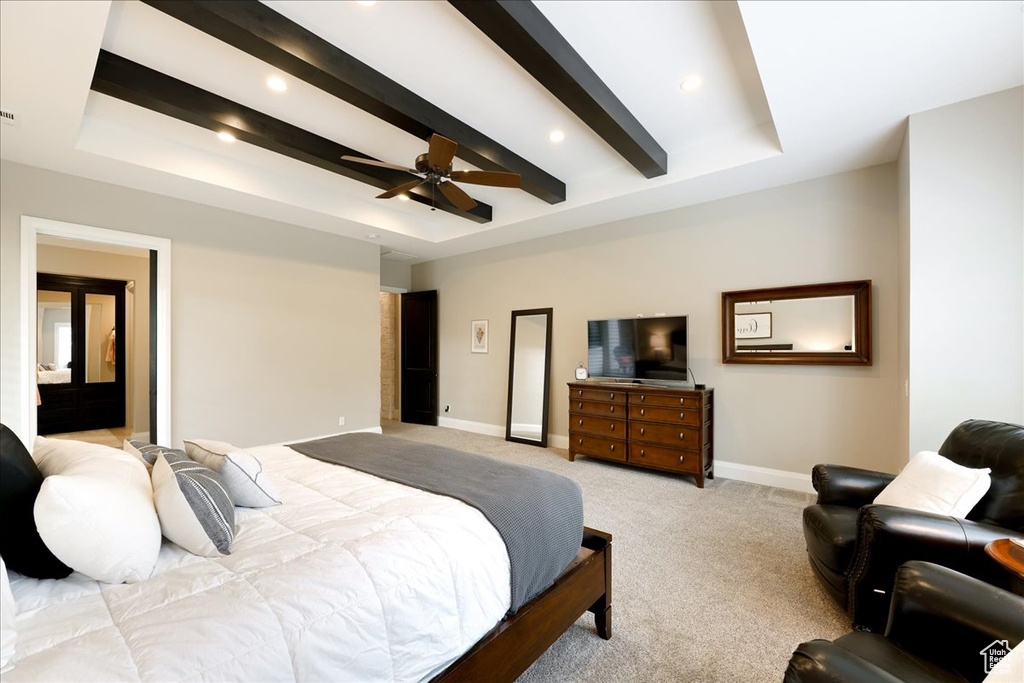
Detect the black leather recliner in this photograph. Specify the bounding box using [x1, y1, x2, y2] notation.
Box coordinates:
[785, 561, 1024, 683]
[803, 419, 1024, 631]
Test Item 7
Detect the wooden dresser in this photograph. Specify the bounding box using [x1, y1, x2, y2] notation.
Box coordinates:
[567, 382, 714, 487]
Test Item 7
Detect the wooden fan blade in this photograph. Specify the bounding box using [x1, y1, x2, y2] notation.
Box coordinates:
[376, 178, 426, 200]
[427, 134, 458, 171]
[438, 181, 477, 211]
[341, 155, 419, 174]
[448, 170, 521, 188]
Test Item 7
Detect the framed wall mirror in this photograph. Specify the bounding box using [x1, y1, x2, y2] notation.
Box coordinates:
[506, 308, 553, 447]
[722, 280, 872, 365]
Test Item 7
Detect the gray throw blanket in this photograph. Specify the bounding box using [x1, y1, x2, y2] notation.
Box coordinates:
[288, 432, 583, 614]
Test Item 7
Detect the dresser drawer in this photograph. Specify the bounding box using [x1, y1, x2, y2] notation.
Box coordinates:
[628, 405, 703, 426]
[571, 414, 626, 438]
[570, 432, 627, 462]
[572, 400, 625, 418]
[632, 392, 703, 409]
[569, 386, 628, 404]
[629, 444, 701, 473]
[629, 422, 704, 450]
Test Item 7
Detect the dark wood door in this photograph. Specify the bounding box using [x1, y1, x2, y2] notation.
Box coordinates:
[37, 274, 126, 435]
[401, 290, 438, 426]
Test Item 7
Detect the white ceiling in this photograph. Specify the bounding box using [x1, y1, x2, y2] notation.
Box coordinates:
[1, 1, 1021, 263]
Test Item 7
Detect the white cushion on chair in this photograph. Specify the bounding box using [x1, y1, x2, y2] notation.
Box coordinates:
[874, 450, 991, 518]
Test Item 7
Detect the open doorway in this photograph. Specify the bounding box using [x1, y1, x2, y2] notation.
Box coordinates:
[35, 238, 149, 448]
[20, 216, 171, 446]
[380, 290, 401, 424]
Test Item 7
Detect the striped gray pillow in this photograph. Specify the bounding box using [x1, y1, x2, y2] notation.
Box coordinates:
[152, 450, 235, 557]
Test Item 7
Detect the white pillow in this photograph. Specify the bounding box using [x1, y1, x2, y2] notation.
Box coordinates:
[874, 450, 991, 518]
[152, 450, 235, 557]
[32, 437, 161, 583]
[1, 556, 16, 673]
[183, 439, 281, 508]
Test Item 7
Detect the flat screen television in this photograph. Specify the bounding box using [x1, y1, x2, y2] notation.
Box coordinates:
[587, 316, 689, 384]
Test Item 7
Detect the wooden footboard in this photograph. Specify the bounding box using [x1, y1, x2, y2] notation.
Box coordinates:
[433, 527, 612, 682]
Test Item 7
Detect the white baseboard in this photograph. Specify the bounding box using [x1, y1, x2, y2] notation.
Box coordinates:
[437, 417, 505, 437]
[714, 460, 813, 493]
[435, 421, 812, 493]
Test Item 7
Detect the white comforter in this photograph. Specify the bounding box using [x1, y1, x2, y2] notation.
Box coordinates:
[5, 444, 512, 682]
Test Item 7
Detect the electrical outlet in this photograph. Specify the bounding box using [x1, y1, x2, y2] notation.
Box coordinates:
[338, 416, 346, 426]
[444, 405, 450, 413]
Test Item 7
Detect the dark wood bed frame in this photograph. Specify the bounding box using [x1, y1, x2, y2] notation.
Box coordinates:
[434, 527, 612, 682]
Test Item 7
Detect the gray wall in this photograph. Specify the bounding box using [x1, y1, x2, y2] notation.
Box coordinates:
[414, 165, 901, 476]
[905, 87, 1024, 453]
[1, 161, 381, 447]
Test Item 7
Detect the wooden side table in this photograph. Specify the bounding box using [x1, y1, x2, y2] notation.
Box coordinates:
[985, 540, 1024, 593]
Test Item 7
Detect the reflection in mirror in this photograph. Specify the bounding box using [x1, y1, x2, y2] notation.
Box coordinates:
[722, 280, 871, 365]
[735, 296, 856, 353]
[37, 290, 72, 384]
[506, 308, 553, 447]
[85, 293, 117, 383]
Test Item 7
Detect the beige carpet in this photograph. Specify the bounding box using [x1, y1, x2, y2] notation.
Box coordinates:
[380, 421, 848, 683]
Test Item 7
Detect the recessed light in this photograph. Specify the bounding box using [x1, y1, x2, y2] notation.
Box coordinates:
[217, 131, 236, 143]
[266, 76, 287, 92]
[367, 233, 380, 240]
[356, 0, 376, 6]
[680, 74, 704, 92]
[397, 194, 410, 202]
[548, 129, 565, 144]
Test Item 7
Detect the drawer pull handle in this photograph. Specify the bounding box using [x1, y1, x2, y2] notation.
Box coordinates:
[679, 432, 685, 440]
[578, 438, 583, 445]
[679, 455, 685, 463]
[609, 392, 615, 400]
[640, 449, 645, 457]
[578, 419, 583, 426]
[579, 402, 583, 409]
[680, 412, 685, 420]
[640, 408, 645, 416]
[610, 424, 615, 431]
[680, 398, 685, 406]
[640, 395, 646, 402]
[609, 444, 615, 452]
[640, 427, 645, 436]
[610, 406, 615, 413]
[578, 390, 583, 396]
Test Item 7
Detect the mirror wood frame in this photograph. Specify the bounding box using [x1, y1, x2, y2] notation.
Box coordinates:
[722, 280, 872, 366]
[506, 308, 553, 447]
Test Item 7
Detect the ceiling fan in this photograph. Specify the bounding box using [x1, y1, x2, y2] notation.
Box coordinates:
[341, 134, 521, 212]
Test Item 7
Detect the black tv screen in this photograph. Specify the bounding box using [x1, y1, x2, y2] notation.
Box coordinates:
[587, 316, 688, 383]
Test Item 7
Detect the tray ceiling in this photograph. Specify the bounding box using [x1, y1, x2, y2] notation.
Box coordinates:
[1, 1, 1021, 262]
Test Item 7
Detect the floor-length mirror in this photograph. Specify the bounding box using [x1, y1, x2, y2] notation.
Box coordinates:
[506, 308, 553, 447]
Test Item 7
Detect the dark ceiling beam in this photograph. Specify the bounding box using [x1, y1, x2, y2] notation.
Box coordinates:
[449, 0, 668, 179]
[91, 51, 491, 223]
[140, 0, 566, 205]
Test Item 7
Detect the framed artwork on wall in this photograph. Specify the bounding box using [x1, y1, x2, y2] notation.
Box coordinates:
[471, 319, 488, 353]
[735, 312, 772, 339]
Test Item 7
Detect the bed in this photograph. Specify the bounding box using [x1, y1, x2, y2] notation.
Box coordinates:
[35, 368, 70, 384]
[3, 432, 612, 682]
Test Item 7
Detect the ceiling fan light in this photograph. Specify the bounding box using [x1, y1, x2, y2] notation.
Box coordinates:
[548, 129, 565, 144]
